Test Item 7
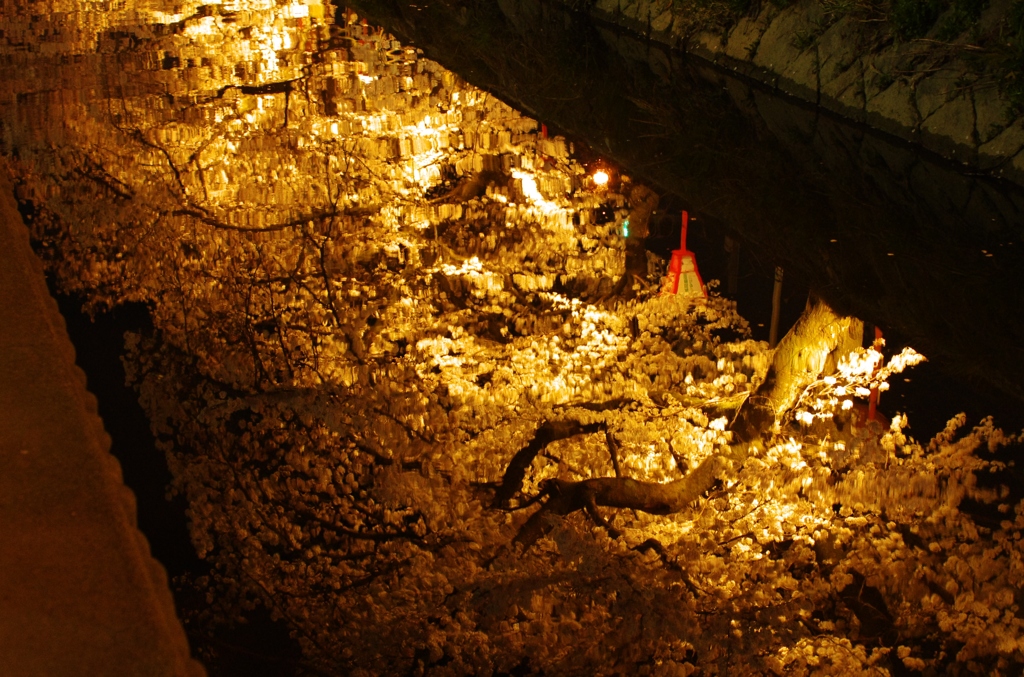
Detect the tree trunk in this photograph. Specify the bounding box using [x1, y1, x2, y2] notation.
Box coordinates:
[508, 296, 863, 551]
[611, 184, 658, 299]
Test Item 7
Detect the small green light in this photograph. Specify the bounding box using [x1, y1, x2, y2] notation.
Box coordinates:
[622, 219, 630, 237]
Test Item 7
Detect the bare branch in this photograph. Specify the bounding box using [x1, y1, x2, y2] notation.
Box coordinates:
[493, 420, 607, 508]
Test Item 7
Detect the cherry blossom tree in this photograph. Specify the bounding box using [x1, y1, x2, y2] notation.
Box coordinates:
[8, 3, 1024, 675]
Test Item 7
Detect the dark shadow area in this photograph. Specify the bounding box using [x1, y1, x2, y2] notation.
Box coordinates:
[51, 291, 303, 677]
[51, 295, 197, 576]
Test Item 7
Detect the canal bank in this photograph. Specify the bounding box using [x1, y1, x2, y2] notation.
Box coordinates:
[583, 0, 1024, 185]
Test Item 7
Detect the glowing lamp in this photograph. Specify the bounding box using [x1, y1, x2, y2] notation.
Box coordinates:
[592, 170, 609, 186]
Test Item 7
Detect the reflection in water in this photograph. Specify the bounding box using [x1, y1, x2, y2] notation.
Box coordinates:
[348, 0, 1024, 406]
[4, 2, 1024, 676]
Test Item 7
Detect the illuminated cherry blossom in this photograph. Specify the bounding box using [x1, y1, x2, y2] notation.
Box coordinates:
[9, 3, 1024, 674]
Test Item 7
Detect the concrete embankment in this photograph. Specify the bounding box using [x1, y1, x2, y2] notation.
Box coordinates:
[0, 169, 203, 676]
[585, 0, 1024, 187]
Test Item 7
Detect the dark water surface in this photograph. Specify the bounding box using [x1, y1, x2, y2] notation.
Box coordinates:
[349, 0, 1024, 414]
[1, 0, 1019, 414]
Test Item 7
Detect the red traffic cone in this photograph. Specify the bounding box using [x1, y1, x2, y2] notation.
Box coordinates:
[662, 211, 707, 298]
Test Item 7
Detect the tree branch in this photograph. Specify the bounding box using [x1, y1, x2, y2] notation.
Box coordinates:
[505, 297, 862, 552]
[492, 420, 606, 508]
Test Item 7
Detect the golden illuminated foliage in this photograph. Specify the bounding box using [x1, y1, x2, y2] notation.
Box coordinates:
[5, 1, 1024, 675]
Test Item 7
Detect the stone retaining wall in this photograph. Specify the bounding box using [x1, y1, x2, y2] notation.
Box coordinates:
[585, 0, 1024, 187]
